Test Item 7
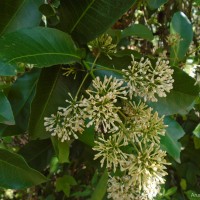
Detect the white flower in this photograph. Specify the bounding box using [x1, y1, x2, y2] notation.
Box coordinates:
[122, 143, 169, 192]
[122, 55, 174, 102]
[44, 94, 85, 142]
[87, 76, 127, 100]
[93, 134, 128, 172]
[80, 76, 127, 133]
[122, 101, 166, 143]
[107, 175, 149, 200]
[107, 175, 136, 200]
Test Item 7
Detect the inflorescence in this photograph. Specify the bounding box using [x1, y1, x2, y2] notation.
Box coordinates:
[44, 53, 174, 199]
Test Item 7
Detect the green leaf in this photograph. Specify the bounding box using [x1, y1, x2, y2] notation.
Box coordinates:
[164, 186, 177, 197]
[170, 12, 193, 63]
[0, 69, 40, 136]
[121, 24, 154, 41]
[161, 117, 185, 163]
[194, 0, 200, 4]
[18, 139, 54, 171]
[91, 170, 108, 200]
[0, 61, 17, 76]
[0, 91, 15, 125]
[146, 0, 168, 9]
[0, 27, 84, 68]
[0, 148, 47, 189]
[51, 137, 70, 163]
[0, 0, 43, 35]
[78, 125, 95, 147]
[56, 175, 77, 197]
[193, 136, 200, 149]
[193, 123, 200, 138]
[58, 0, 136, 44]
[149, 66, 200, 116]
[29, 66, 83, 139]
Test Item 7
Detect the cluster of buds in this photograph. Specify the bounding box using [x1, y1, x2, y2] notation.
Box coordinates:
[44, 47, 174, 199]
[122, 55, 174, 101]
[88, 34, 117, 58]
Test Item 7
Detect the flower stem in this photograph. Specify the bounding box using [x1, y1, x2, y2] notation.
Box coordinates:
[76, 53, 101, 99]
[75, 73, 89, 99]
[83, 52, 101, 79]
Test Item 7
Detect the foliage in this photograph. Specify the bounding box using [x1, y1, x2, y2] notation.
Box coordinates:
[0, 0, 200, 199]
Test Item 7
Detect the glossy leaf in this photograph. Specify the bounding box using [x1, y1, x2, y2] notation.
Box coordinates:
[161, 117, 185, 163]
[170, 12, 193, 63]
[18, 139, 54, 171]
[0, 69, 41, 136]
[121, 24, 154, 41]
[58, 0, 136, 44]
[0, 91, 14, 125]
[149, 66, 200, 116]
[0, 0, 43, 35]
[91, 170, 108, 200]
[29, 66, 83, 139]
[0, 27, 84, 68]
[146, 0, 168, 9]
[0, 148, 47, 189]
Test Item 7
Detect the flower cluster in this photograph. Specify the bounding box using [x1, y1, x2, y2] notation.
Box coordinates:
[93, 134, 128, 172]
[80, 76, 127, 133]
[44, 54, 174, 199]
[166, 33, 182, 46]
[44, 94, 85, 142]
[122, 101, 166, 143]
[122, 55, 174, 101]
[88, 34, 117, 58]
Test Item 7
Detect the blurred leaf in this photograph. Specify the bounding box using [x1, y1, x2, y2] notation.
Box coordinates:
[0, 0, 43, 35]
[170, 12, 193, 63]
[56, 175, 77, 197]
[51, 137, 70, 163]
[0, 69, 41, 136]
[193, 136, 200, 149]
[58, 0, 136, 44]
[149, 66, 200, 116]
[161, 117, 185, 163]
[164, 186, 178, 197]
[194, 0, 200, 4]
[0, 27, 84, 68]
[29, 66, 83, 139]
[121, 24, 154, 41]
[146, 0, 168, 9]
[18, 139, 54, 171]
[0, 91, 14, 125]
[186, 163, 199, 186]
[193, 123, 200, 138]
[0, 148, 47, 189]
[50, 156, 59, 174]
[180, 179, 187, 191]
[91, 170, 108, 200]
[0, 61, 17, 76]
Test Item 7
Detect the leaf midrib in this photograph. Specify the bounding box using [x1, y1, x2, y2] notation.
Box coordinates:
[8, 52, 80, 63]
[70, 0, 96, 33]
